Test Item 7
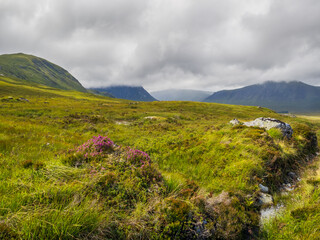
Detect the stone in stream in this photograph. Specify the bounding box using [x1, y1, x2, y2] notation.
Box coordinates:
[256, 193, 273, 207]
[259, 184, 269, 193]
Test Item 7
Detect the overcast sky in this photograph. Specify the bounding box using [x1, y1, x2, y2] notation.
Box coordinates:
[1, 0, 320, 91]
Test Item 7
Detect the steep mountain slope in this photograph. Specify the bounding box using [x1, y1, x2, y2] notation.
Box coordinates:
[91, 86, 157, 101]
[204, 81, 320, 113]
[0, 53, 86, 92]
[151, 89, 212, 101]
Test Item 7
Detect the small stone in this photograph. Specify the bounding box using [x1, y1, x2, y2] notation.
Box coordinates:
[230, 118, 240, 126]
[19, 97, 29, 102]
[259, 184, 269, 193]
[144, 116, 158, 120]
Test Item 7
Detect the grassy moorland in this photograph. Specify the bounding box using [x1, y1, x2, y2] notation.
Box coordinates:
[0, 76, 319, 239]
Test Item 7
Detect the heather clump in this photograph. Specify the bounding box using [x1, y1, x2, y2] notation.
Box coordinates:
[63, 135, 114, 166]
[125, 147, 151, 167]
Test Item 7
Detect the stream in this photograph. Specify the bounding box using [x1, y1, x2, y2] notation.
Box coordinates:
[260, 152, 319, 225]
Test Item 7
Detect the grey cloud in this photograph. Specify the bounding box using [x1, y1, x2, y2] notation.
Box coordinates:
[241, 0, 320, 69]
[0, 0, 319, 91]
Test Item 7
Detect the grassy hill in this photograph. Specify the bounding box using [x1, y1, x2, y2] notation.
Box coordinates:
[0, 53, 86, 92]
[0, 76, 319, 239]
[205, 81, 320, 113]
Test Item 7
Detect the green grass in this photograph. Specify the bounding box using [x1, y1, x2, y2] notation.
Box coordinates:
[0, 77, 319, 239]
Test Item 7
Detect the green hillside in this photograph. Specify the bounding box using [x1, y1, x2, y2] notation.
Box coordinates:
[0, 77, 319, 239]
[0, 53, 86, 92]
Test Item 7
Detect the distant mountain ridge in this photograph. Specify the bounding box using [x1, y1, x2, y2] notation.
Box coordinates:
[151, 89, 212, 102]
[91, 86, 157, 102]
[0, 53, 86, 92]
[204, 81, 320, 113]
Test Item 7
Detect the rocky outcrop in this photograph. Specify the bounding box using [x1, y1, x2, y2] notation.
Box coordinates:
[244, 117, 293, 138]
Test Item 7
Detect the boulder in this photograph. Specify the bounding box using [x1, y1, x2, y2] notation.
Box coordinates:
[244, 117, 293, 138]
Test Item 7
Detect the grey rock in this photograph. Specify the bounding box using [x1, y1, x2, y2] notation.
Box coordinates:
[230, 118, 240, 126]
[259, 184, 269, 193]
[256, 193, 273, 207]
[244, 117, 293, 138]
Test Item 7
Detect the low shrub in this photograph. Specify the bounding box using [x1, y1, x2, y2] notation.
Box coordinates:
[125, 147, 151, 167]
[63, 135, 114, 166]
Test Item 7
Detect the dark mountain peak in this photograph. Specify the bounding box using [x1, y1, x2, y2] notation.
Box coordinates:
[0, 53, 86, 92]
[91, 85, 157, 102]
[205, 81, 320, 113]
